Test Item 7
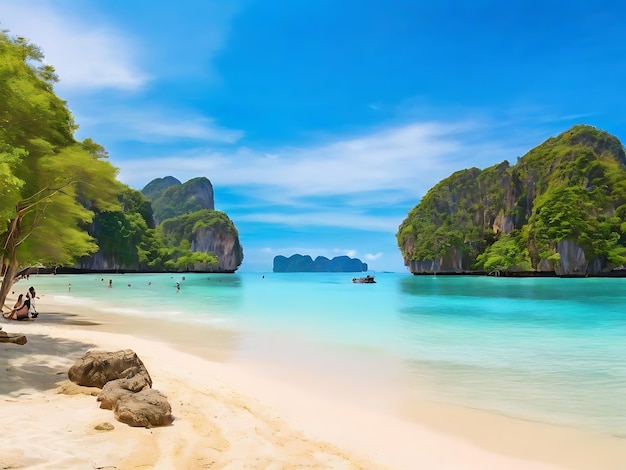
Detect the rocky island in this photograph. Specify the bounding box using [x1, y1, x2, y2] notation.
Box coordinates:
[273, 254, 368, 272]
[74, 176, 243, 273]
[397, 125, 626, 277]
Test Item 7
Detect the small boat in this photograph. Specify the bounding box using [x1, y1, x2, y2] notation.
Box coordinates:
[352, 275, 376, 284]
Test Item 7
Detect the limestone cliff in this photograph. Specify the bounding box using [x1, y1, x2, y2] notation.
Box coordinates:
[397, 125, 626, 276]
[142, 176, 215, 225]
[159, 209, 243, 272]
[191, 225, 243, 272]
[77, 179, 243, 273]
[406, 248, 472, 274]
[76, 250, 120, 271]
[142, 177, 242, 272]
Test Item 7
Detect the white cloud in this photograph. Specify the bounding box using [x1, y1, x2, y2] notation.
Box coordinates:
[254, 246, 360, 260]
[117, 119, 522, 202]
[228, 211, 404, 233]
[333, 249, 358, 258]
[364, 252, 383, 261]
[0, 1, 148, 90]
[82, 109, 244, 144]
[137, 118, 242, 143]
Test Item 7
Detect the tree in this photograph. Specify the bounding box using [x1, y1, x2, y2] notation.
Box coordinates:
[0, 32, 122, 307]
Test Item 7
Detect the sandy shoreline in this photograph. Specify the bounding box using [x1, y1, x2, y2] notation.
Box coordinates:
[1, 292, 625, 469]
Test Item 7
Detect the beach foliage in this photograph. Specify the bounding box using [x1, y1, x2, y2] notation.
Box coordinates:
[0, 31, 123, 305]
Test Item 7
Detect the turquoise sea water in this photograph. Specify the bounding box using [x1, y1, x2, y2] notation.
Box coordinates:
[23, 272, 626, 437]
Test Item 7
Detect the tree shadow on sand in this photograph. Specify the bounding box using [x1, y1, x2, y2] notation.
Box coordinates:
[0, 333, 97, 395]
[27, 311, 101, 326]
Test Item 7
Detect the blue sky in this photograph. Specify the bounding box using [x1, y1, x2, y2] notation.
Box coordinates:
[2, 1, 625, 272]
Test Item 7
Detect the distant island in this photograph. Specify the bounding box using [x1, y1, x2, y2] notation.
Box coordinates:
[273, 255, 368, 272]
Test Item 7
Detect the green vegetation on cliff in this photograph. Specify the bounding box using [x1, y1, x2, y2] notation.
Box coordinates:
[90, 188, 158, 269]
[141, 176, 181, 201]
[397, 125, 626, 275]
[157, 210, 243, 271]
[142, 176, 215, 224]
[160, 210, 238, 244]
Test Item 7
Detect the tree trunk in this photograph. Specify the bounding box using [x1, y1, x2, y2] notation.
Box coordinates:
[0, 214, 23, 309]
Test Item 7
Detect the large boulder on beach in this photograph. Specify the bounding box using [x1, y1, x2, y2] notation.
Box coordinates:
[97, 375, 152, 410]
[69, 349, 172, 428]
[68, 349, 153, 388]
[113, 388, 173, 428]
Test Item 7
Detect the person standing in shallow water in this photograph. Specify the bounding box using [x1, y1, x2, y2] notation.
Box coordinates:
[108, 279, 112, 288]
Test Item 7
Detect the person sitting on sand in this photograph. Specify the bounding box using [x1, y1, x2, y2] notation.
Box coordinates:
[27, 286, 39, 318]
[3, 294, 30, 320]
[12, 294, 25, 313]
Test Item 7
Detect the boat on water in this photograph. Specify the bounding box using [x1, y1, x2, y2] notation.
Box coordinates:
[352, 275, 376, 284]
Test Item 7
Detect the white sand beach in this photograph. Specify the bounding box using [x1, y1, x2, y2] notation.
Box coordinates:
[1, 292, 625, 469]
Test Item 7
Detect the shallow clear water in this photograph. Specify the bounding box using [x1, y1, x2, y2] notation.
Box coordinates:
[24, 272, 626, 436]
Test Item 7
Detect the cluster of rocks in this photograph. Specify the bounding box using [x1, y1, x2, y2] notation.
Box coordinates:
[68, 349, 172, 428]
